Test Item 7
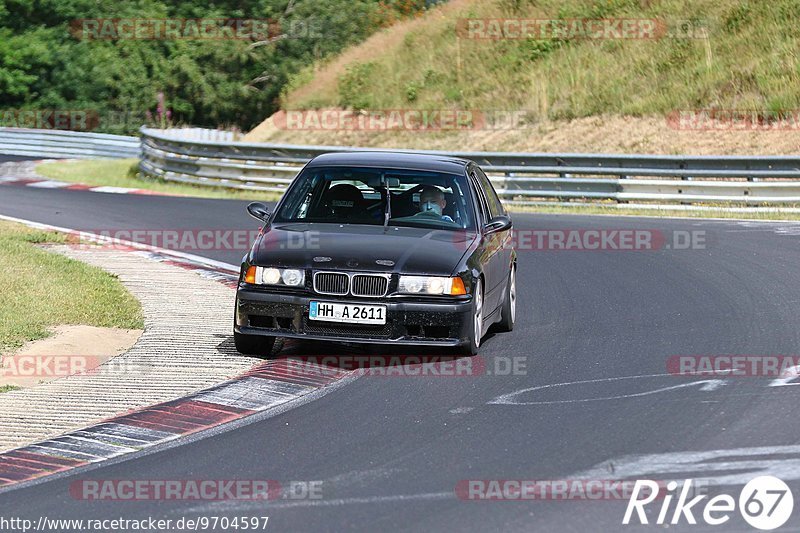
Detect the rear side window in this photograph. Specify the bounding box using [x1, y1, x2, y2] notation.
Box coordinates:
[474, 167, 504, 218]
[469, 171, 490, 225]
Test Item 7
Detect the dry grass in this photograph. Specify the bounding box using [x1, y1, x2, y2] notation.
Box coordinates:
[280, 0, 475, 110]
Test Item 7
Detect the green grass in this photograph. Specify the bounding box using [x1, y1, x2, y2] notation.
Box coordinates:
[36, 159, 283, 201]
[283, 0, 800, 121]
[0, 385, 19, 393]
[507, 203, 800, 221]
[0, 221, 144, 352]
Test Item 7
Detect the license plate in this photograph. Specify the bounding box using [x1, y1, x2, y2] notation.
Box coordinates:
[309, 301, 387, 325]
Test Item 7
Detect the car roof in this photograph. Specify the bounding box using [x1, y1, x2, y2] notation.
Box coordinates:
[305, 151, 471, 174]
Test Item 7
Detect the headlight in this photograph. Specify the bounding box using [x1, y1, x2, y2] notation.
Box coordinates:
[281, 269, 304, 286]
[245, 266, 305, 287]
[263, 268, 281, 285]
[398, 276, 466, 295]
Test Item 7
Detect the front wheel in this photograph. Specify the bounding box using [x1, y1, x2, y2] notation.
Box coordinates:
[459, 279, 483, 356]
[234, 331, 276, 358]
[495, 266, 516, 333]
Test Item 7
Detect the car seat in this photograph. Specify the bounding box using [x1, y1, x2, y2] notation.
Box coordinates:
[321, 184, 369, 220]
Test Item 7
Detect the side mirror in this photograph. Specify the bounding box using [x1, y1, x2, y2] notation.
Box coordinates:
[485, 215, 512, 234]
[247, 202, 271, 223]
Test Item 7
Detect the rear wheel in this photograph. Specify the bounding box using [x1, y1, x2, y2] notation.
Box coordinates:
[495, 266, 516, 332]
[460, 279, 483, 356]
[234, 332, 276, 358]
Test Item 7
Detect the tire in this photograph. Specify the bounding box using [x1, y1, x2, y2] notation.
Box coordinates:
[495, 266, 516, 333]
[459, 279, 483, 356]
[234, 331, 276, 358]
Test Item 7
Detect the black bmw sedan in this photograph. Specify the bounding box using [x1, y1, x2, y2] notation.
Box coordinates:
[234, 152, 516, 356]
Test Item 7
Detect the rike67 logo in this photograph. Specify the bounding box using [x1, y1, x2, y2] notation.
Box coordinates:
[624, 476, 794, 530]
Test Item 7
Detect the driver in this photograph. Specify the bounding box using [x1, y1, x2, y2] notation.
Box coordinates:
[416, 186, 455, 223]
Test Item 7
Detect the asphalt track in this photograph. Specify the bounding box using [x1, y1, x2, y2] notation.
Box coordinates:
[2, 183, 800, 531]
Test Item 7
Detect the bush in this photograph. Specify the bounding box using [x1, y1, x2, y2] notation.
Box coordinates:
[338, 62, 381, 109]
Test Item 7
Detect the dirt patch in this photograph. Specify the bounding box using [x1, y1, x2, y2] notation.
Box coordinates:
[245, 112, 800, 156]
[0, 325, 142, 388]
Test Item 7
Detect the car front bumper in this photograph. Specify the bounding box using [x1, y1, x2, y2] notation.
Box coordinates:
[235, 287, 473, 347]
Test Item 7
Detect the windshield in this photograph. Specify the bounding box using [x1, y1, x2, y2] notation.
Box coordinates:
[273, 166, 476, 231]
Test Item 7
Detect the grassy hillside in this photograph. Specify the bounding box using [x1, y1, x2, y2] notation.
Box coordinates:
[246, 0, 800, 154]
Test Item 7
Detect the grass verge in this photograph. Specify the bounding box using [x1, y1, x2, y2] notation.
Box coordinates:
[36, 159, 283, 201]
[508, 203, 800, 221]
[0, 221, 144, 352]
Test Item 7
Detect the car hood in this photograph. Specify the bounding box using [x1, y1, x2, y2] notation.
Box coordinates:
[252, 223, 477, 275]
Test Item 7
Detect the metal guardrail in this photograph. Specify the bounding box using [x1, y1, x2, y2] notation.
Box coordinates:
[0, 128, 140, 159]
[140, 127, 800, 205]
[3, 126, 800, 205]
